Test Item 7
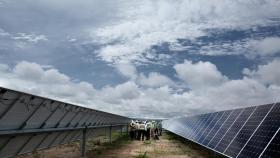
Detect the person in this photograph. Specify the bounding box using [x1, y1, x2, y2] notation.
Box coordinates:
[134, 120, 139, 140]
[146, 121, 152, 140]
[151, 121, 155, 139]
[154, 121, 160, 140]
[154, 123, 159, 136]
[138, 121, 146, 141]
[158, 121, 163, 136]
[129, 120, 136, 140]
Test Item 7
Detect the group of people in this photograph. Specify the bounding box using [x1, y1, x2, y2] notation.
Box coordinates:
[129, 120, 162, 141]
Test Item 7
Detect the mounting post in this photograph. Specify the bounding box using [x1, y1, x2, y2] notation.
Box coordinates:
[127, 124, 129, 134]
[120, 125, 123, 136]
[109, 125, 112, 143]
[81, 126, 87, 158]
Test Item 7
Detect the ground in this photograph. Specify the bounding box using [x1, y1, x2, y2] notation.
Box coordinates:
[18, 132, 212, 158]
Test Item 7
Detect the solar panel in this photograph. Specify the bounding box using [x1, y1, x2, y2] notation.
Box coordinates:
[260, 127, 280, 158]
[189, 114, 209, 140]
[194, 113, 217, 141]
[202, 111, 230, 146]
[224, 104, 273, 157]
[237, 103, 280, 158]
[215, 106, 256, 153]
[0, 87, 130, 158]
[209, 109, 242, 149]
[198, 112, 222, 143]
[163, 102, 280, 158]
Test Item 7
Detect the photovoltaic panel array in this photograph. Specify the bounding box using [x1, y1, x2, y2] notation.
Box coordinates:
[163, 102, 280, 158]
[0, 87, 130, 158]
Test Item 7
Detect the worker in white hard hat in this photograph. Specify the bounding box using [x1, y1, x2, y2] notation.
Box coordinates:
[138, 121, 146, 141]
[146, 121, 152, 140]
[129, 120, 136, 140]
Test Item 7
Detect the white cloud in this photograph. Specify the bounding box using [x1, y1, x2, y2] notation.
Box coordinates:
[115, 63, 173, 88]
[0, 60, 280, 118]
[138, 72, 173, 88]
[14, 61, 45, 81]
[243, 58, 280, 86]
[116, 63, 138, 80]
[174, 60, 227, 89]
[90, 0, 280, 63]
[249, 37, 280, 56]
[0, 61, 95, 106]
[12, 33, 48, 43]
[99, 81, 140, 104]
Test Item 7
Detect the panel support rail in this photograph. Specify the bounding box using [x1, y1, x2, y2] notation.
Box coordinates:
[0, 124, 127, 136]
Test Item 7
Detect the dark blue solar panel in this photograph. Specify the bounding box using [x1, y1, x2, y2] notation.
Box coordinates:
[261, 127, 280, 158]
[198, 112, 223, 143]
[182, 118, 194, 137]
[185, 115, 202, 138]
[193, 113, 217, 141]
[215, 106, 256, 153]
[163, 102, 280, 158]
[189, 115, 209, 140]
[202, 110, 231, 146]
[224, 104, 273, 157]
[189, 115, 207, 140]
[238, 103, 280, 158]
[209, 109, 242, 148]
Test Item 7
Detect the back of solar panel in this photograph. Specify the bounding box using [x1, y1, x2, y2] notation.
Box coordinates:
[0, 87, 129, 158]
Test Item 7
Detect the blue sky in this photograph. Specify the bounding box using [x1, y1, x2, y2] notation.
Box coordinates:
[0, 0, 280, 118]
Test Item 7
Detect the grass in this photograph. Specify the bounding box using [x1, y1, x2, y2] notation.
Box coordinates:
[164, 132, 227, 158]
[86, 132, 132, 157]
[143, 140, 151, 145]
[135, 152, 149, 158]
[31, 151, 41, 158]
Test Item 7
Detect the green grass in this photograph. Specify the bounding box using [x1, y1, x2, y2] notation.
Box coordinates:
[164, 132, 226, 158]
[143, 140, 151, 145]
[86, 132, 132, 157]
[135, 152, 149, 158]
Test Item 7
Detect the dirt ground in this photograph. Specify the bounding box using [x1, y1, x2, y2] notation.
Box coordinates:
[18, 133, 209, 158]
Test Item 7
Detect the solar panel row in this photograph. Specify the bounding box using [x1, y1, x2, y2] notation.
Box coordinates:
[0, 87, 130, 158]
[163, 102, 280, 158]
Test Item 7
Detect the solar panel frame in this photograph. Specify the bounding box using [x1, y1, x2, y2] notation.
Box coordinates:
[163, 102, 280, 158]
[202, 110, 231, 146]
[259, 127, 280, 158]
[215, 107, 256, 153]
[0, 87, 130, 158]
[201, 111, 227, 145]
[237, 103, 280, 158]
[224, 104, 273, 157]
[210, 109, 242, 149]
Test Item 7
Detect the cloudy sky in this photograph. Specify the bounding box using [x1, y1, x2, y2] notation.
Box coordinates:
[0, 0, 280, 118]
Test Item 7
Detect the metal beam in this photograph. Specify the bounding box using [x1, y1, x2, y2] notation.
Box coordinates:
[109, 125, 112, 143]
[0, 124, 127, 136]
[80, 127, 87, 158]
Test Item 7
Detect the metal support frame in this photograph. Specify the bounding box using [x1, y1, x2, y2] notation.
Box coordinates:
[0, 87, 130, 158]
[54, 104, 70, 128]
[109, 125, 112, 143]
[39, 103, 60, 128]
[127, 124, 129, 134]
[0, 94, 21, 119]
[80, 127, 87, 158]
[18, 99, 46, 130]
[0, 124, 126, 136]
[14, 134, 34, 156]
